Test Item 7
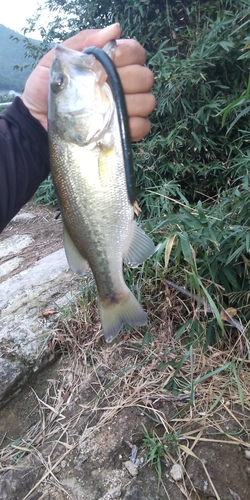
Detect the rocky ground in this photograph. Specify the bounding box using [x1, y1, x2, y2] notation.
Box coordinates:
[0, 202, 250, 500]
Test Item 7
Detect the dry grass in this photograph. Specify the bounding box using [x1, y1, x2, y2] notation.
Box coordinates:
[0, 280, 250, 499]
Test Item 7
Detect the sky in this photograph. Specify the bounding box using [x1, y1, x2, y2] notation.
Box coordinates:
[1, 0, 47, 39]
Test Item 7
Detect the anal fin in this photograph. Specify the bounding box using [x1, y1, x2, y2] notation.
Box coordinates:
[63, 225, 87, 276]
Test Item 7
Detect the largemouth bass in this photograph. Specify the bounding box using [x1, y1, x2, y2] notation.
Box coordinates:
[48, 42, 155, 342]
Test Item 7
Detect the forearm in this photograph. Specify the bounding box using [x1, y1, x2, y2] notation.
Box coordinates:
[0, 97, 50, 233]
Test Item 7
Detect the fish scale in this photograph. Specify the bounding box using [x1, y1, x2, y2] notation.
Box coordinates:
[48, 42, 155, 342]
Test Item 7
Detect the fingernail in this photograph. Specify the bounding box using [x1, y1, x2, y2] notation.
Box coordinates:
[102, 23, 120, 32]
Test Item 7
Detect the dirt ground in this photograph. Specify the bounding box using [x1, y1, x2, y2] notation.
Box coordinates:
[0, 202, 250, 500]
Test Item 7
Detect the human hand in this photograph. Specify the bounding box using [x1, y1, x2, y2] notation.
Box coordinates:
[21, 24, 155, 142]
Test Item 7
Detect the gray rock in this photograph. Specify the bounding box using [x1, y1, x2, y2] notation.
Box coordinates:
[0, 248, 79, 406]
[124, 461, 138, 477]
[0, 248, 68, 316]
[0, 256, 23, 278]
[0, 454, 42, 500]
[0, 234, 33, 258]
[0, 358, 24, 403]
[170, 463, 183, 481]
[12, 212, 36, 222]
[0, 442, 63, 500]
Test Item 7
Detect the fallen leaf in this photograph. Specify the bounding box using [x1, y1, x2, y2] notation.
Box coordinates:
[134, 201, 141, 216]
[42, 310, 57, 317]
[220, 307, 237, 321]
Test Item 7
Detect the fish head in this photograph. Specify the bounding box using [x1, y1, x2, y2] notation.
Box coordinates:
[48, 44, 114, 146]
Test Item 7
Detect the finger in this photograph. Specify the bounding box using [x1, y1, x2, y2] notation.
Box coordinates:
[64, 23, 121, 51]
[40, 24, 122, 68]
[118, 66, 154, 94]
[114, 39, 146, 66]
[129, 117, 151, 142]
[126, 93, 156, 118]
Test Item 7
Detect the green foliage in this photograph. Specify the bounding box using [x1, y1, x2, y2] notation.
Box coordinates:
[0, 92, 16, 113]
[0, 93, 15, 104]
[153, 185, 250, 320]
[132, 0, 250, 337]
[33, 175, 57, 206]
[133, 1, 250, 200]
[142, 423, 180, 489]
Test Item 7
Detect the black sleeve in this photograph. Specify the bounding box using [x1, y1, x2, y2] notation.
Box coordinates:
[0, 97, 51, 233]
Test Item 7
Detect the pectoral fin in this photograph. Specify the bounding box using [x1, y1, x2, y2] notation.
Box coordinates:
[63, 226, 87, 276]
[123, 221, 155, 268]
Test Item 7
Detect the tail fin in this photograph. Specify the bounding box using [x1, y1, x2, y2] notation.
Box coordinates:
[98, 289, 147, 343]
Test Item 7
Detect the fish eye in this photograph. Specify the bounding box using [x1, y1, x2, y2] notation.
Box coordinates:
[51, 73, 67, 93]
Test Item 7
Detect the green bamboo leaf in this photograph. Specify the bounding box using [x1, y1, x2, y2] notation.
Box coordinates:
[227, 243, 246, 264]
[180, 207, 204, 229]
[226, 105, 250, 134]
[179, 233, 192, 264]
[199, 282, 225, 331]
[219, 40, 234, 51]
[221, 74, 250, 126]
[222, 267, 239, 288]
[231, 363, 245, 411]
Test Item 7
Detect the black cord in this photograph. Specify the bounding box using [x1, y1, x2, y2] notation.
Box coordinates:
[83, 45, 135, 205]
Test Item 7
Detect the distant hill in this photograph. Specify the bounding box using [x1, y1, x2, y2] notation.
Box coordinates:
[0, 24, 41, 93]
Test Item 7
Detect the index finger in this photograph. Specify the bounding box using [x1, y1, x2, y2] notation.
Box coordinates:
[39, 24, 122, 68]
